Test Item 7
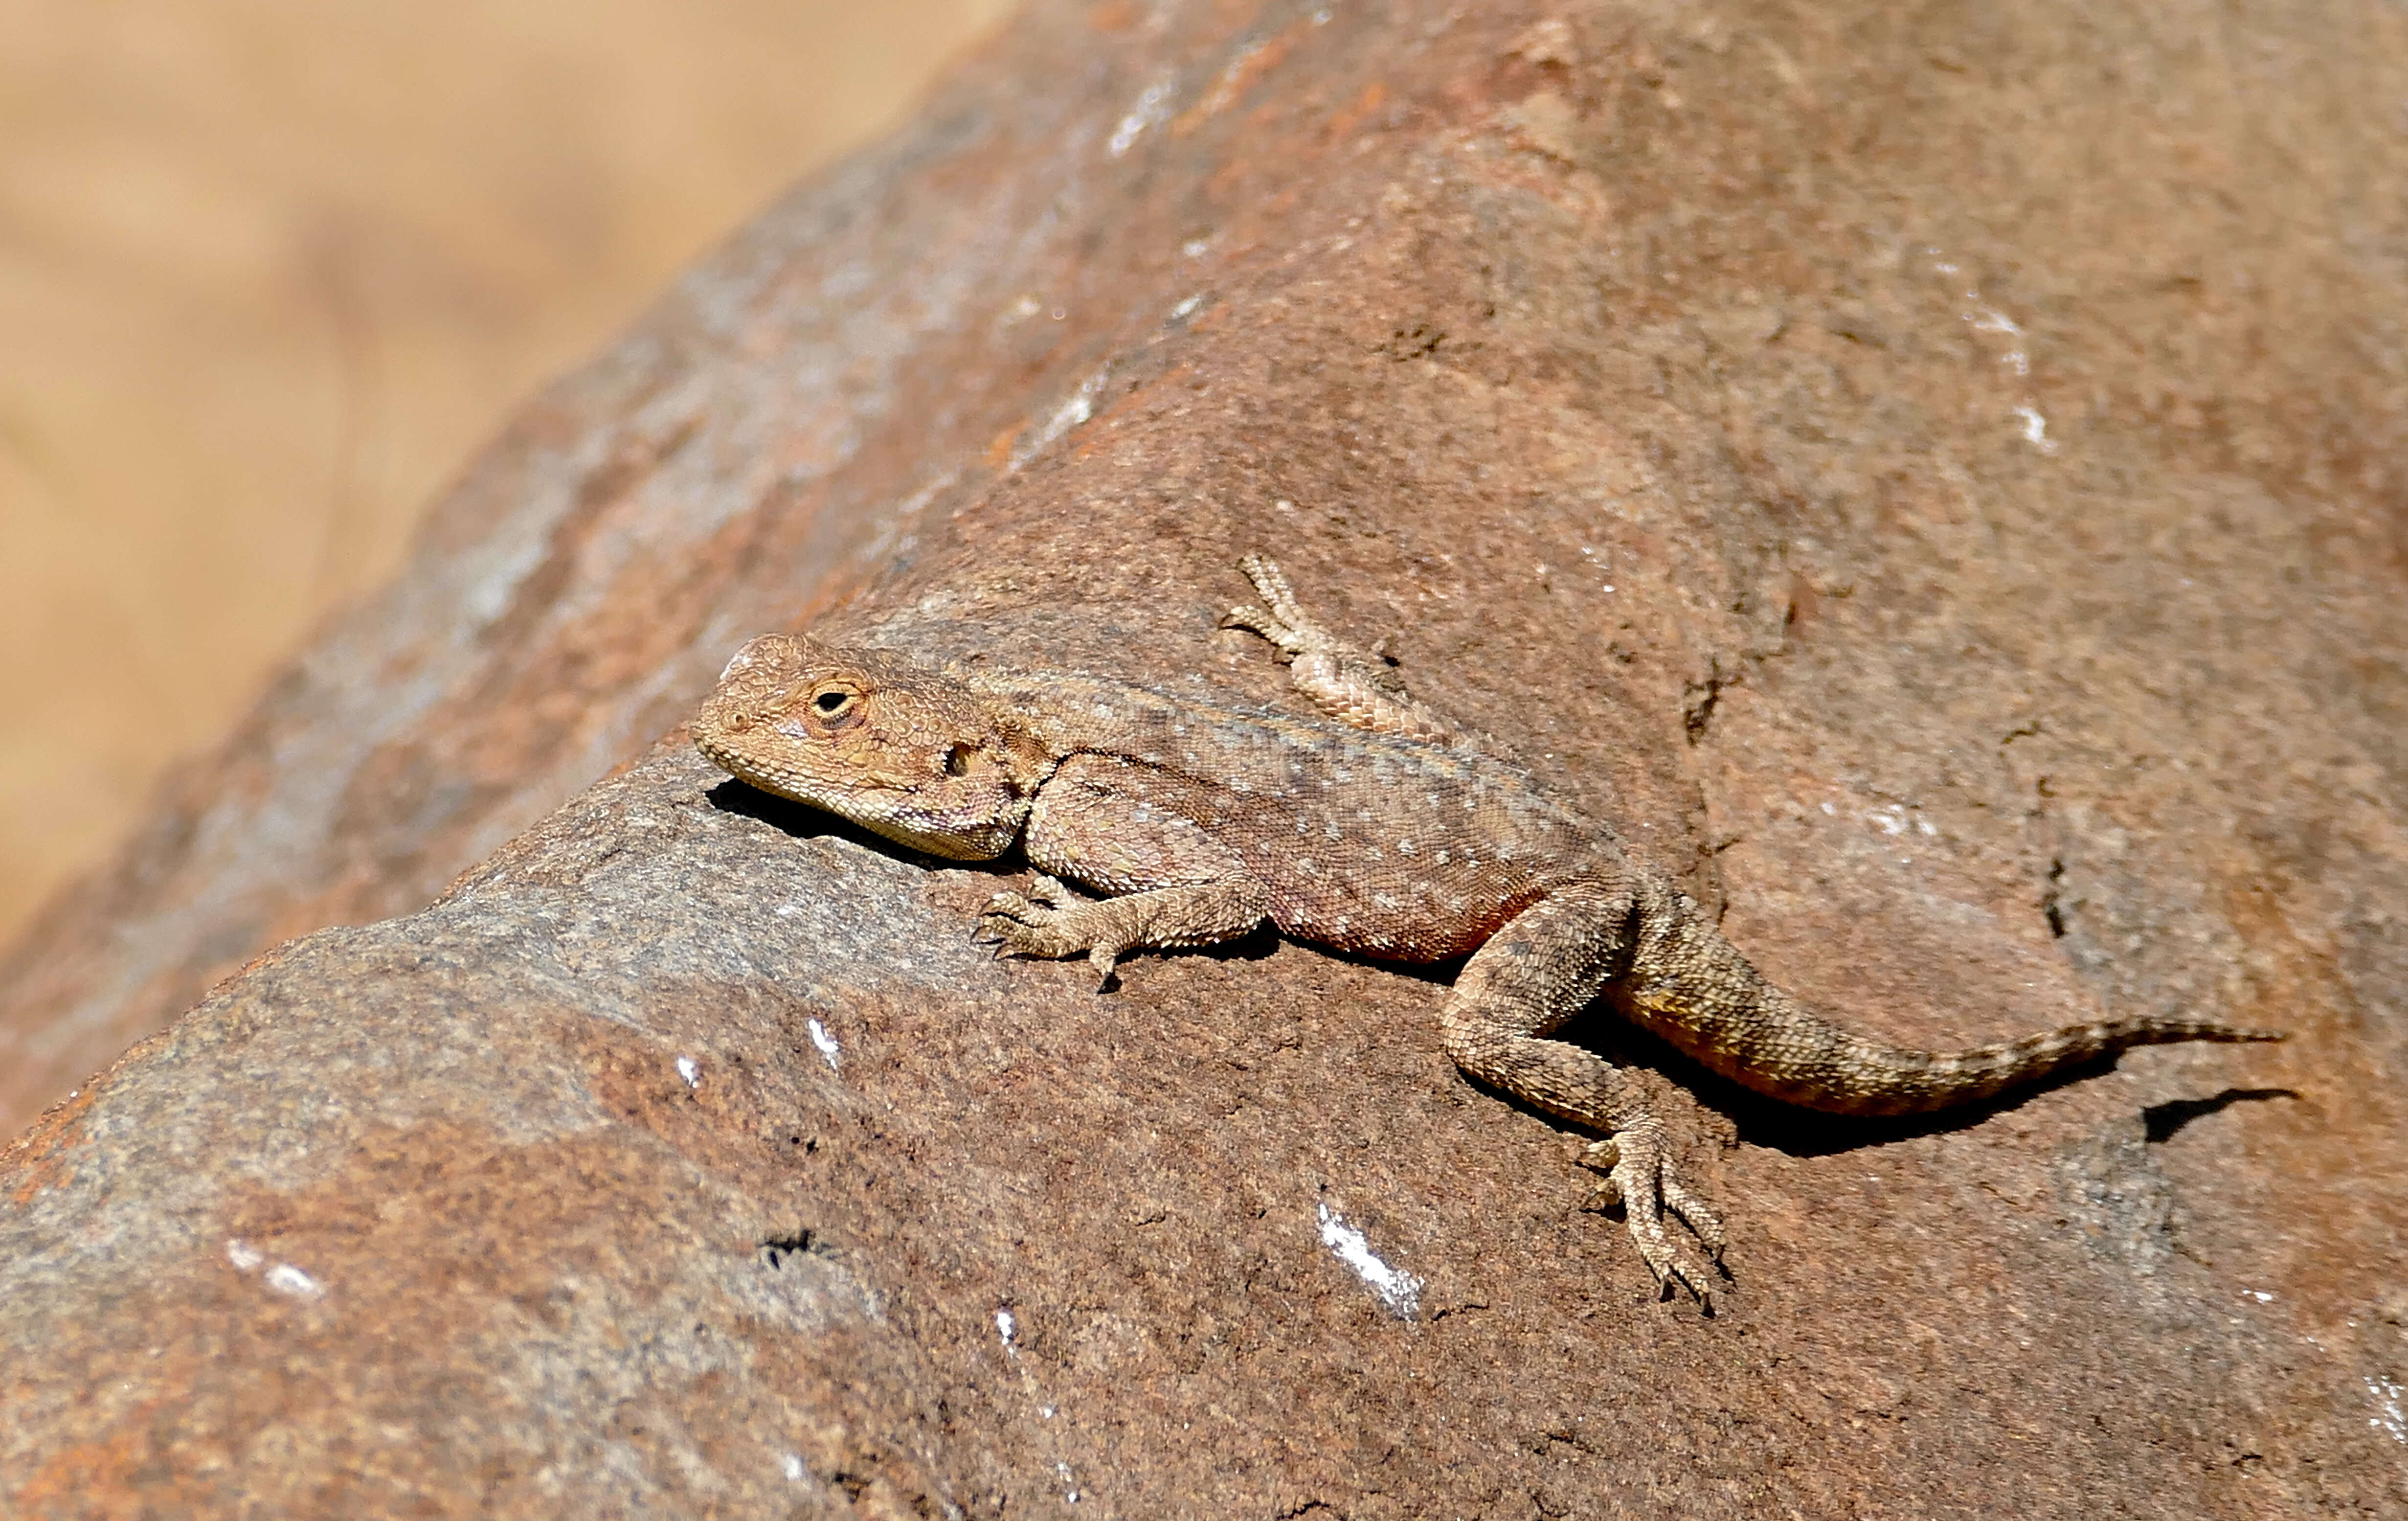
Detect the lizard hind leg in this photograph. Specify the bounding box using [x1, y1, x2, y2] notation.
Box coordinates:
[1220, 552, 1461, 746]
[1438, 881, 1726, 1306]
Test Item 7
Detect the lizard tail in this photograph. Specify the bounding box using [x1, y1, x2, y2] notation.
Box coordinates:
[1706, 1012, 2286, 1119]
[1619, 879, 2283, 1118]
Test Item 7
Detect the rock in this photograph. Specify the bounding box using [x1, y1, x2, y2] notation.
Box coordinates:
[5, 0, 2405, 1514]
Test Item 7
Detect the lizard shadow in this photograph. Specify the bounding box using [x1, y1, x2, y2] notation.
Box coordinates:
[706, 778, 1014, 875]
[709, 777, 2295, 1155]
[706, 776, 1289, 969]
[2138, 1086, 2299, 1142]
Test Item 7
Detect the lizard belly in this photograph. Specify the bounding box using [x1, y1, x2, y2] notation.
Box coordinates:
[1253, 852, 1546, 962]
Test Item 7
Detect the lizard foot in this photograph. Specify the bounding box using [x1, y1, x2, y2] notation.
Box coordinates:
[976, 874, 1081, 956]
[1579, 1123, 1727, 1310]
[1219, 552, 1328, 660]
[976, 876, 1123, 987]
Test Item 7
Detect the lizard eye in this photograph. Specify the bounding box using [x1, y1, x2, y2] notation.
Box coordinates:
[943, 743, 973, 777]
[807, 685, 859, 723]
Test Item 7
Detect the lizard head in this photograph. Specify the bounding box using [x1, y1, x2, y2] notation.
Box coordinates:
[694, 633, 1043, 860]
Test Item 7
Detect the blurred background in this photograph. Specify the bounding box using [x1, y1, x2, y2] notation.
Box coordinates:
[0, 0, 1016, 949]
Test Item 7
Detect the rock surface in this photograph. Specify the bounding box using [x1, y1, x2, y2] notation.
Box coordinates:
[5, 0, 2407, 1514]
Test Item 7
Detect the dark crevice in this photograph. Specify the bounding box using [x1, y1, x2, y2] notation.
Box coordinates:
[759, 1229, 820, 1268]
[2042, 857, 2069, 937]
[1682, 661, 1731, 745]
[1382, 323, 1444, 360]
[830, 1470, 873, 1501]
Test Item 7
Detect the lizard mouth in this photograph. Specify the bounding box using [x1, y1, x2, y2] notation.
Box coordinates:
[692, 732, 826, 806]
[695, 733, 908, 805]
[692, 731, 1019, 861]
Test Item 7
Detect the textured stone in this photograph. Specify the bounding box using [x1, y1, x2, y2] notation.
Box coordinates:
[4, 0, 2406, 1514]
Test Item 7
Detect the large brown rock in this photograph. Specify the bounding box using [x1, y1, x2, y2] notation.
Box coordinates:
[5, 0, 2405, 1513]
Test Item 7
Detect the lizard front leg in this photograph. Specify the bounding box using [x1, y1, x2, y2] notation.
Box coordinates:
[979, 876, 1269, 986]
[978, 754, 1271, 987]
[1439, 879, 1727, 1306]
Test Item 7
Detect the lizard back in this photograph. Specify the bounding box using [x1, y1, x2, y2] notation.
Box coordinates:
[968, 666, 1613, 961]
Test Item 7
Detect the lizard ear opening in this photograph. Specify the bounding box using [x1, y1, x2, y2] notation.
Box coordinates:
[943, 743, 973, 777]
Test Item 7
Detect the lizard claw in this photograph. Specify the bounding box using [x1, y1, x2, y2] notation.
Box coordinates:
[1220, 602, 1305, 660]
[1580, 1125, 1727, 1309]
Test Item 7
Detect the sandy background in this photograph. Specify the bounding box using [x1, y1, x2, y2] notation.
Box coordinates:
[0, 0, 1014, 949]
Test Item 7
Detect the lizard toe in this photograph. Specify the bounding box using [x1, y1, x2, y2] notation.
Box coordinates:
[1237, 551, 1298, 610]
[978, 910, 1090, 963]
[1660, 1171, 1727, 1258]
[1576, 1138, 1623, 1209]
[979, 889, 1034, 921]
[1221, 602, 1306, 658]
[982, 921, 1039, 958]
[1023, 873, 1070, 909]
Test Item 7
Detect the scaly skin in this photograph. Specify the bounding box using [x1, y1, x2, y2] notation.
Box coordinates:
[692, 554, 2281, 1307]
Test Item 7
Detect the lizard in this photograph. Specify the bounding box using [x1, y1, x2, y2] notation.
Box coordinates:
[690, 552, 2281, 1305]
